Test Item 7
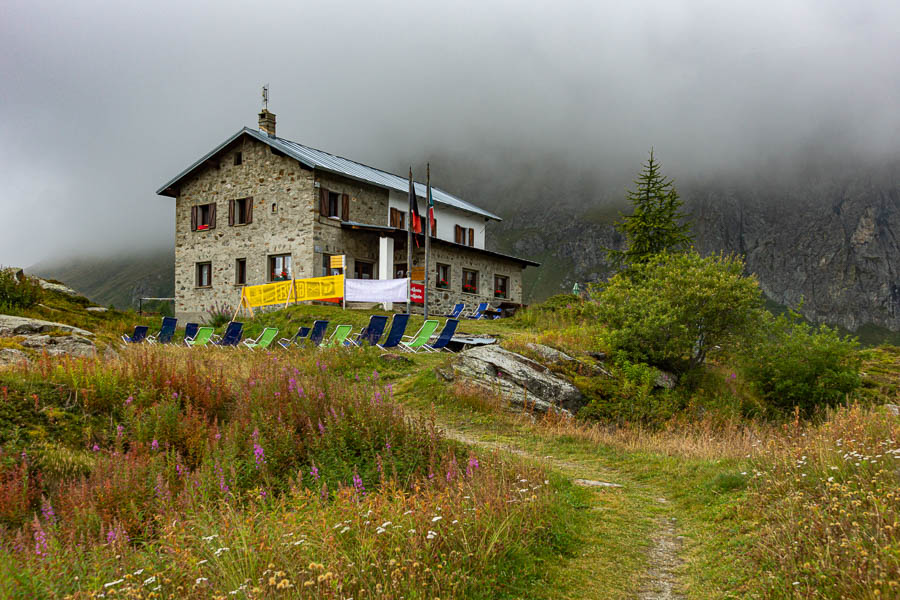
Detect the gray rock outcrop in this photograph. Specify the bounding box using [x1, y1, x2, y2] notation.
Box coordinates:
[0, 316, 96, 365]
[0, 315, 94, 338]
[450, 345, 583, 415]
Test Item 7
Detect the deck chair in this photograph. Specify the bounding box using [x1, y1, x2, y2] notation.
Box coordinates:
[278, 326, 310, 349]
[466, 302, 490, 320]
[122, 325, 149, 344]
[423, 319, 459, 352]
[376, 314, 410, 350]
[213, 322, 244, 347]
[320, 324, 352, 348]
[183, 323, 199, 344]
[347, 315, 388, 347]
[399, 319, 440, 353]
[184, 326, 214, 347]
[147, 317, 177, 344]
[243, 327, 279, 350]
[307, 320, 330, 347]
[445, 303, 465, 318]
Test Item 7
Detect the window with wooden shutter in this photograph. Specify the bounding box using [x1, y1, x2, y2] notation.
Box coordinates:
[319, 188, 328, 216]
[390, 208, 406, 230]
[194, 203, 214, 231]
[468, 228, 474, 247]
[228, 199, 235, 226]
[209, 203, 216, 229]
[454, 225, 464, 244]
[246, 197, 253, 224]
[191, 206, 198, 231]
[341, 193, 350, 221]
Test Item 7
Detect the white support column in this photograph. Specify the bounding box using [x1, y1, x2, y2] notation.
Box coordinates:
[378, 236, 395, 310]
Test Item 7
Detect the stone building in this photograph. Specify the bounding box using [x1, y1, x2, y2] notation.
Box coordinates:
[156, 110, 539, 323]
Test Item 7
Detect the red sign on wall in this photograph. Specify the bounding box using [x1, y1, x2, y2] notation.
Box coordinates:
[410, 282, 424, 304]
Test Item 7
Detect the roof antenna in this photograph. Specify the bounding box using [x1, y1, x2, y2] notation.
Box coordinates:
[261, 84, 269, 111]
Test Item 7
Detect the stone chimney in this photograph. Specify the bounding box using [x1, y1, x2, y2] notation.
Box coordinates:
[258, 109, 276, 137]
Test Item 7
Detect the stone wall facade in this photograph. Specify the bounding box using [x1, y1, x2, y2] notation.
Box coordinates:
[174, 136, 316, 322]
[171, 132, 532, 323]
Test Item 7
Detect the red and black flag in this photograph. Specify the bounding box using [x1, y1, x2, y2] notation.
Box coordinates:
[408, 168, 423, 246]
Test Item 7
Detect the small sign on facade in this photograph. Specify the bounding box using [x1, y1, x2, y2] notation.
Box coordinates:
[410, 267, 425, 281]
[330, 255, 345, 269]
[410, 282, 425, 304]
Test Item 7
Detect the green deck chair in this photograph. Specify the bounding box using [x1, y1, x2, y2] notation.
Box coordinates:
[243, 327, 279, 350]
[184, 326, 214, 348]
[399, 319, 440, 353]
[320, 324, 353, 348]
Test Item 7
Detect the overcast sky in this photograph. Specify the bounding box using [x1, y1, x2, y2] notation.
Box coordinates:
[2, 0, 899, 267]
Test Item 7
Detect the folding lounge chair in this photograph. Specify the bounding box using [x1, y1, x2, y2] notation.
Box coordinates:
[347, 315, 388, 347]
[423, 318, 459, 352]
[122, 325, 149, 344]
[243, 327, 279, 350]
[183, 323, 199, 344]
[466, 303, 490, 320]
[376, 314, 410, 350]
[320, 324, 352, 348]
[399, 319, 440, 353]
[214, 322, 244, 347]
[307, 320, 330, 347]
[445, 303, 465, 318]
[147, 317, 177, 344]
[278, 326, 310, 349]
[184, 327, 214, 347]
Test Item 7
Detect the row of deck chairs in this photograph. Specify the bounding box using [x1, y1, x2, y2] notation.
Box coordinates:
[444, 302, 500, 320]
[123, 314, 460, 353]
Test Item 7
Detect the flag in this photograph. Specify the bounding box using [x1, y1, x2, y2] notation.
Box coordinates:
[408, 168, 422, 246]
[427, 174, 435, 233]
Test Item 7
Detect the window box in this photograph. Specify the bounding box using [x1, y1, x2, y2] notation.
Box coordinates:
[462, 269, 478, 294]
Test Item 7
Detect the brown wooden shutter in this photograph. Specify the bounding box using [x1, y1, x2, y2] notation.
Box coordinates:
[190, 205, 198, 231]
[468, 228, 474, 247]
[341, 193, 349, 221]
[209, 203, 216, 229]
[454, 225, 463, 244]
[246, 197, 253, 224]
[319, 188, 328, 216]
[228, 199, 235, 226]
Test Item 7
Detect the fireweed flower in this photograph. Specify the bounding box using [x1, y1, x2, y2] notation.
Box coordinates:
[92, 444, 100, 452]
[125, 395, 133, 405]
[318, 421, 326, 435]
[151, 439, 160, 451]
[41, 499, 56, 524]
[33, 519, 49, 557]
[253, 442, 266, 469]
[311, 465, 319, 481]
[116, 424, 124, 437]
[352, 472, 365, 495]
[467, 456, 480, 476]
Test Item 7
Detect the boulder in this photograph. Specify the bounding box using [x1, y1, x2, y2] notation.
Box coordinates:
[0, 348, 27, 366]
[654, 370, 677, 390]
[0, 315, 94, 337]
[85, 307, 108, 313]
[526, 342, 576, 365]
[451, 345, 583, 416]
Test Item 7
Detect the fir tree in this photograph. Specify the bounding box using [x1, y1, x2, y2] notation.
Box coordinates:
[607, 149, 693, 268]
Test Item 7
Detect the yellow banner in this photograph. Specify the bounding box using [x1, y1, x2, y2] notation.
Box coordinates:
[242, 275, 344, 308]
[329, 255, 345, 269]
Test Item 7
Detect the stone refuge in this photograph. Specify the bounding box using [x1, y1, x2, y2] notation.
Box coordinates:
[445, 344, 585, 416]
[156, 107, 539, 323]
[0, 315, 95, 365]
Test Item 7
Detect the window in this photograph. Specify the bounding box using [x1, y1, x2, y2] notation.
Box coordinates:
[235, 258, 247, 285]
[269, 254, 292, 281]
[354, 261, 374, 280]
[322, 254, 343, 277]
[234, 152, 242, 166]
[229, 197, 253, 225]
[191, 203, 216, 231]
[196, 262, 211, 287]
[494, 275, 508, 299]
[468, 228, 475, 247]
[271, 202, 277, 214]
[390, 208, 406, 230]
[454, 225, 464, 244]
[436, 263, 450, 289]
[318, 188, 349, 220]
[395, 263, 407, 278]
[462, 269, 478, 294]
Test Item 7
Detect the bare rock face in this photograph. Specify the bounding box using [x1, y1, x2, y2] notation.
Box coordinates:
[0, 315, 94, 338]
[0, 316, 95, 364]
[451, 345, 583, 416]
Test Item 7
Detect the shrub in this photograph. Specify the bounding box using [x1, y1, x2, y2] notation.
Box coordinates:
[206, 301, 234, 328]
[0, 269, 43, 311]
[591, 251, 764, 373]
[741, 310, 861, 417]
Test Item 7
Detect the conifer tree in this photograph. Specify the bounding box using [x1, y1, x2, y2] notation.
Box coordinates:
[607, 149, 693, 268]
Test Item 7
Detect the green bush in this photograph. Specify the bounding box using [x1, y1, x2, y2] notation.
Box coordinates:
[577, 359, 682, 424]
[0, 269, 43, 311]
[741, 310, 861, 417]
[591, 251, 764, 373]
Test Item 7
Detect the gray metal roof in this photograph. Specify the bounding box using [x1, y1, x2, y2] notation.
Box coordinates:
[156, 127, 502, 221]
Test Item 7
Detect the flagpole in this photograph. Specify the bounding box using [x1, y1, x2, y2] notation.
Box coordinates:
[407, 167, 413, 315]
[424, 163, 431, 319]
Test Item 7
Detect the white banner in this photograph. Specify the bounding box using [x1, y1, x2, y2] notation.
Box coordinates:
[345, 278, 409, 303]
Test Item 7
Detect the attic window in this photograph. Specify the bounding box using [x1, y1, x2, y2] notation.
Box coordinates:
[234, 152, 242, 166]
[271, 202, 277, 214]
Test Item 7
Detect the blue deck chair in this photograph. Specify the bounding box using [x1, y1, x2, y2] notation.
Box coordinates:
[213, 322, 244, 347]
[147, 317, 177, 344]
[376, 314, 410, 350]
[278, 326, 310, 349]
[445, 303, 465, 318]
[307, 320, 330, 347]
[347, 315, 389, 347]
[122, 325, 149, 344]
[466, 303, 490, 319]
[423, 319, 459, 352]
[183, 323, 199, 344]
